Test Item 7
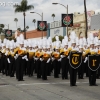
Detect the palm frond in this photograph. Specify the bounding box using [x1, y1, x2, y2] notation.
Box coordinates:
[32, 19, 36, 23]
[14, 18, 18, 21]
[52, 14, 55, 17]
[14, 5, 23, 13]
[26, 5, 34, 11]
[14, 0, 34, 12]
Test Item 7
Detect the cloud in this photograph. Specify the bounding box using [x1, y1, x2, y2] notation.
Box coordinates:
[0, 0, 99, 31]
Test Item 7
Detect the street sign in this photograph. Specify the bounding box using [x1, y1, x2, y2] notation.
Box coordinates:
[62, 14, 73, 27]
[5, 30, 12, 37]
[37, 21, 47, 31]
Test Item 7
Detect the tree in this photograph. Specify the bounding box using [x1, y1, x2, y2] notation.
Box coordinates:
[13, 0, 34, 39]
[17, 28, 21, 31]
[0, 24, 5, 28]
[17, 26, 29, 32]
[14, 18, 18, 29]
[0, 24, 5, 34]
[51, 14, 55, 22]
[26, 26, 29, 31]
[32, 19, 36, 29]
[84, 0, 88, 39]
[52, 35, 64, 42]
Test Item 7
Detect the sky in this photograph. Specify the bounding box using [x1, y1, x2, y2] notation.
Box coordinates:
[0, 0, 100, 31]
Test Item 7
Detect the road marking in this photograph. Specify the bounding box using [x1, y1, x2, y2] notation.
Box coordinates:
[16, 82, 90, 86]
[0, 85, 9, 87]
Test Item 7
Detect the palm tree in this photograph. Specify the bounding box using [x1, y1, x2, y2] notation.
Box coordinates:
[26, 26, 29, 31]
[0, 24, 5, 34]
[84, 0, 88, 39]
[13, 0, 34, 39]
[17, 28, 21, 31]
[52, 14, 55, 28]
[0, 24, 5, 28]
[52, 14, 55, 22]
[14, 18, 18, 29]
[32, 19, 36, 29]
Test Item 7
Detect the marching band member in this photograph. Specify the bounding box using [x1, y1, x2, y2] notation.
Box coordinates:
[78, 45, 84, 79]
[89, 40, 98, 86]
[1, 39, 6, 75]
[9, 42, 16, 77]
[27, 42, 35, 77]
[16, 34, 27, 81]
[83, 40, 90, 77]
[52, 42, 61, 78]
[46, 41, 52, 76]
[5, 42, 10, 76]
[40, 42, 51, 80]
[97, 40, 100, 79]
[69, 39, 78, 86]
[35, 43, 43, 79]
[68, 31, 79, 86]
[60, 37, 69, 79]
[23, 40, 29, 75]
[0, 40, 2, 73]
[78, 38, 86, 79]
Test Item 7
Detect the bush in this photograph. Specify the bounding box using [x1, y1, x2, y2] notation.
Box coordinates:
[52, 35, 64, 42]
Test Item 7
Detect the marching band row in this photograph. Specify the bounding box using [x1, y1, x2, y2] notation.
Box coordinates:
[0, 31, 100, 86]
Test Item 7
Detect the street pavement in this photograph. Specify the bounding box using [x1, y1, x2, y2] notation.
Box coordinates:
[0, 73, 100, 100]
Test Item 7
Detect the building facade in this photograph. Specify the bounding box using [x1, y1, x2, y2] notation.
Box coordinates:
[48, 21, 66, 38]
[91, 14, 100, 30]
[67, 11, 95, 37]
[15, 30, 47, 40]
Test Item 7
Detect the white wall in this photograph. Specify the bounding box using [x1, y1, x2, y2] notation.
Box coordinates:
[50, 27, 63, 38]
[27, 36, 47, 41]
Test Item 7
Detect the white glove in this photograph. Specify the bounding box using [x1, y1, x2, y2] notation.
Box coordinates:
[52, 57, 55, 61]
[22, 56, 25, 59]
[7, 58, 11, 63]
[24, 55, 27, 58]
[15, 54, 19, 59]
[84, 57, 88, 63]
[46, 58, 50, 63]
[67, 56, 69, 59]
[40, 58, 43, 61]
[5, 51, 8, 56]
[58, 58, 62, 62]
[25, 58, 28, 61]
[61, 55, 65, 58]
[34, 57, 38, 61]
[22, 55, 27, 59]
[14, 56, 17, 60]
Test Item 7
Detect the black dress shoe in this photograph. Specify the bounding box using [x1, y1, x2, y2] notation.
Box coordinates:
[18, 79, 24, 81]
[89, 84, 93, 86]
[43, 79, 47, 80]
[97, 77, 100, 79]
[19, 80, 24, 81]
[70, 84, 77, 86]
[73, 84, 77, 86]
[54, 76, 59, 78]
[65, 77, 68, 79]
[93, 84, 98, 86]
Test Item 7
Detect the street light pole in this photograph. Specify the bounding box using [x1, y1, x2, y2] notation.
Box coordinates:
[4, 24, 9, 30]
[30, 12, 44, 39]
[67, 5, 68, 37]
[84, 0, 88, 39]
[8, 24, 9, 30]
[42, 12, 43, 39]
[52, 3, 69, 37]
